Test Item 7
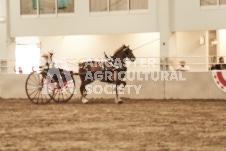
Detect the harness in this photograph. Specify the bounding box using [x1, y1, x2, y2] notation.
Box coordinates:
[103, 53, 127, 72]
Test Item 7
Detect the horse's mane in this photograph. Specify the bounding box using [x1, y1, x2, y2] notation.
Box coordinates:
[112, 45, 125, 58]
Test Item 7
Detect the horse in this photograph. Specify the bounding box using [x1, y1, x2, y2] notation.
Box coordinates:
[78, 44, 136, 104]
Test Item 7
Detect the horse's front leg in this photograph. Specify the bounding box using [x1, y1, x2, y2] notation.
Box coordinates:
[113, 71, 125, 104]
[79, 77, 89, 104]
[118, 71, 126, 91]
[80, 85, 89, 104]
[118, 81, 126, 92]
[115, 83, 123, 104]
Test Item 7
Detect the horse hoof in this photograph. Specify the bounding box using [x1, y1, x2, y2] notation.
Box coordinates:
[119, 87, 124, 92]
[82, 98, 89, 104]
[118, 101, 123, 104]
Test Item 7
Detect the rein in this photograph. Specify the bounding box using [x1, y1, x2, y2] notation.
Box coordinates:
[132, 38, 160, 51]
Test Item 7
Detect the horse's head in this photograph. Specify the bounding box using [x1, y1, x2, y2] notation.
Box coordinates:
[122, 45, 136, 62]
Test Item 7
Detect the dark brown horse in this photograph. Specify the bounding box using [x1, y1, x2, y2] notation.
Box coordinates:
[79, 45, 136, 104]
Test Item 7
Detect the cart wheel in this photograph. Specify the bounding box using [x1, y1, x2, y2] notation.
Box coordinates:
[50, 75, 75, 103]
[25, 71, 52, 104]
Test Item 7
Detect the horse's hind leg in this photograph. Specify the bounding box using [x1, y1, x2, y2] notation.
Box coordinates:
[115, 84, 123, 104]
[121, 81, 126, 87]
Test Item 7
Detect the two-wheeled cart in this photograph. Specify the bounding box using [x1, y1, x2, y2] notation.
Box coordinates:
[25, 52, 82, 104]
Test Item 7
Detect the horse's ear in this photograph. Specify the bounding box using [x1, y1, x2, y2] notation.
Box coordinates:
[122, 44, 126, 48]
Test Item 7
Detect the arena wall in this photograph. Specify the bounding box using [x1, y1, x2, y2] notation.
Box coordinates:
[8, 0, 226, 37]
[218, 30, 226, 57]
[9, 0, 158, 37]
[0, 72, 225, 100]
[172, 0, 226, 31]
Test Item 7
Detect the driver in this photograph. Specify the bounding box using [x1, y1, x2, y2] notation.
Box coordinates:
[39, 53, 50, 70]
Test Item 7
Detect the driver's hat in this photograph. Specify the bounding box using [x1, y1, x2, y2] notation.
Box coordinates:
[179, 60, 186, 63]
[41, 53, 49, 57]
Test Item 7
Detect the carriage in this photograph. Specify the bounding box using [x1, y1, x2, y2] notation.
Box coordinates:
[25, 45, 136, 104]
[25, 52, 79, 104]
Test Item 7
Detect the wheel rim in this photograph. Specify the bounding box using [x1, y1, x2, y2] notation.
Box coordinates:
[25, 71, 52, 104]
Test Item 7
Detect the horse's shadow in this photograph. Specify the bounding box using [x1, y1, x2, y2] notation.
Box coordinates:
[69, 98, 117, 105]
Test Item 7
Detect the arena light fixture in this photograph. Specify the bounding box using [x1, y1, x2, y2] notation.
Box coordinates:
[200, 36, 205, 45]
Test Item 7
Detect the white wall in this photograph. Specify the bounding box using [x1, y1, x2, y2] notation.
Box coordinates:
[5, 0, 226, 73]
[8, 31, 214, 72]
[8, 0, 226, 36]
[6, 33, 160, 73]
[38, 33, 160, 71]
[165, 72, 226, 99]
[170, 31, 208, 71]
[9, 0, 158, 37]
[7, 0, 226, 37]
[1, 72, 225, 100]
[172, 0, 226, 31]
[218, 29, 226, 58]
[39, 33, 160, 59]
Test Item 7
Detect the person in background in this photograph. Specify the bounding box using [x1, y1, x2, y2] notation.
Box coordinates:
[14, 66, 23, 74]
[176, 60, 190, 71]
[39, 53, 50, 70]
[215, 57, 226, 70]
[39, 53, 50, 81]
[210, 56, 217, 70]
[18, 67, 23, 73]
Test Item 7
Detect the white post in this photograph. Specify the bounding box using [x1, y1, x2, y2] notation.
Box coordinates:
[0, 0, 8, 61]
[158, 0, 175, 71]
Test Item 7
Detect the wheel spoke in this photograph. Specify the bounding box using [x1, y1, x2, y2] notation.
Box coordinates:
[27, 87, 40, 91]
[61, 90, 64, 101]
[37, 74, 41, 85]
[36, 91, 41, 103]
[57, 90, 60, 102]
[67, 86, 75, 92]
[40, 93, 43, 104]
[29, 77, 38, 85]
[65, 88, 71, 97]
[27, 83, 39, 87]
[31, 89, 40, 100]
[33, 73, 39, 84]
[29, 88, 40, 96]
[43, 92, 49, 102]
[52, 89, 57, 98]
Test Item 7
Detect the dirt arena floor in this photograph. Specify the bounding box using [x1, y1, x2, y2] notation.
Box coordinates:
[0, 98, 226, 151]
